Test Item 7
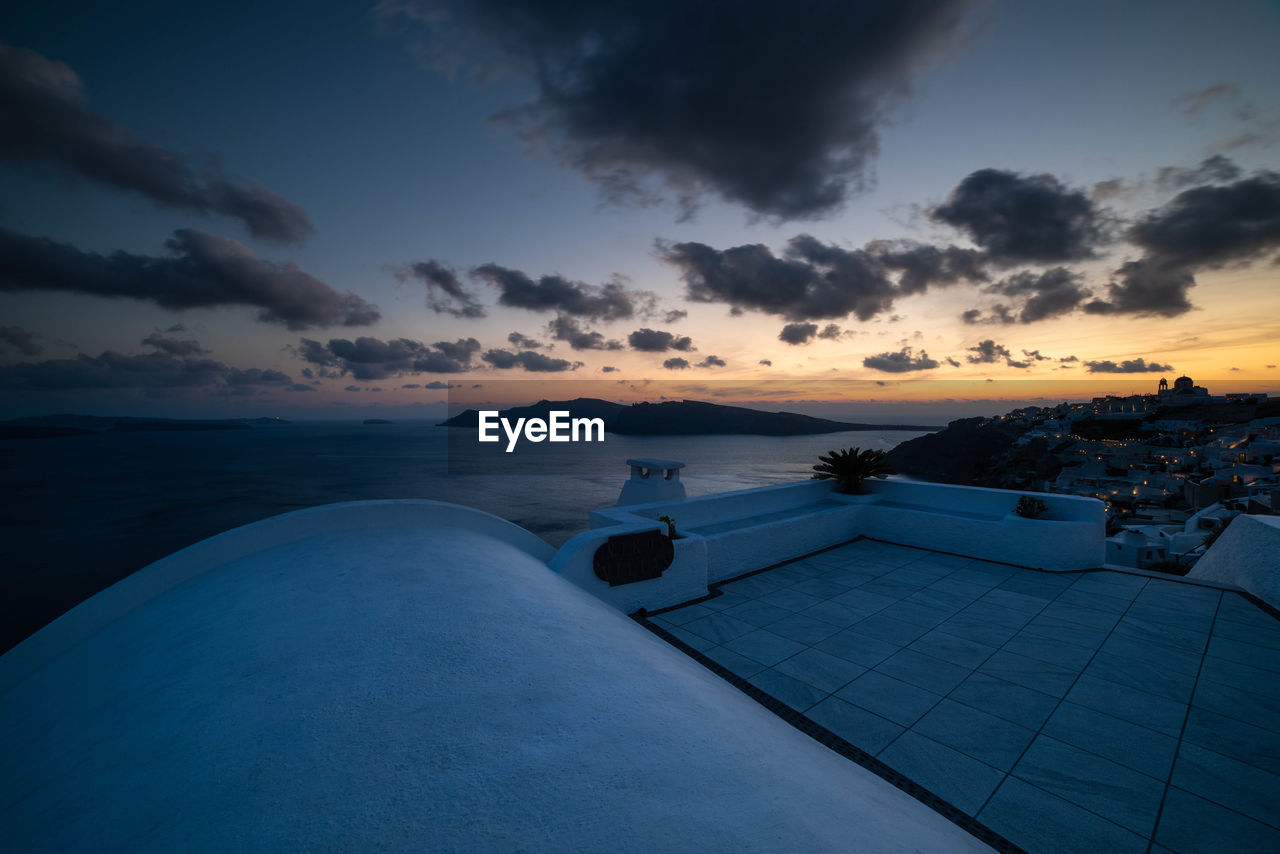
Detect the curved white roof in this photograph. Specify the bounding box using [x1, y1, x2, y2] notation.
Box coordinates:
[0, 500, 989, 852]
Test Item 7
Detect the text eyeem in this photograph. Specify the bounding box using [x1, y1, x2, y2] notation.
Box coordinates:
[477, 410, 606, 452]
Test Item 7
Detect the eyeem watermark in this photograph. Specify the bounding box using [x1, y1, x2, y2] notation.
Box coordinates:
[478, 410, 605, 452]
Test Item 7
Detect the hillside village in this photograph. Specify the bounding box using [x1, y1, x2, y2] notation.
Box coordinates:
[888, 376, 1279, 573]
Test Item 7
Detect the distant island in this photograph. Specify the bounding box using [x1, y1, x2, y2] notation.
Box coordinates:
[439, 398, 942, 436]
[0, 414, 290, 440]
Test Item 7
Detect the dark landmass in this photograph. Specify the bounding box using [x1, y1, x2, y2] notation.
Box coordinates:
[1, 414, 290, 438]
[886, 417, 1025, 484]
[0, 424, 98, 441]
[439, 398, 941, 436]
[363, 419, 393, 424]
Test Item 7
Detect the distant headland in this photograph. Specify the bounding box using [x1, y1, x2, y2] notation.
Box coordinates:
[439, 398, 942, 436]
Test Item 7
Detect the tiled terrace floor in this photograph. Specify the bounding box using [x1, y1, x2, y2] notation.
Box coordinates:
[647, 539, 1280, 854]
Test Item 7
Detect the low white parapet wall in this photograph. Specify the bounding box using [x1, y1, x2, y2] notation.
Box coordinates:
[556, 478, 1107, 613]
[1189, 514, 1280, 608]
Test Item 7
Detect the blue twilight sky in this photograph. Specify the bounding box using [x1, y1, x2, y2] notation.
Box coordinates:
[1, 0, 1278, 418]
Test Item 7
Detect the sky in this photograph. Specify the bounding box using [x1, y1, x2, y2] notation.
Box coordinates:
[1, 0, 1279, 420]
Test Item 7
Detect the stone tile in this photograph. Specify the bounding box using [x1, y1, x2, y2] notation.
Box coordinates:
[877, 731, 1004, 815]
[1097, 632, 1206, 678]
[1002, 632, 1097, 670]
[1056, 587, 1133, 615]
[1184, 706, 1280, 776]
[718, 572, 793, 598]
[859, 576, 927, 599]
[718, 600, 794, 628]
[1192, 679, 1280, 735]
[799, 599, 873, 628]
[829, 588, 903, 614]
[814, 629, 901, 668]
[849, 612, 927, 646]
[999, 571, 1076, 598]
[1084, 650, 1198, 704]
[1206, 635, 1280, 673]
[950, 672, 1059, 731]
[663, 625, 720, 653]
[779, 557, 830, 578]
[1217, 594, 1279, 629]
[876, 601, 954, 631]
[1111, 614, 1209, 654]
[1136, 583, 1221, 616]
[835, 671, 942, 727]
[1042, 701, 1179, 781]
[979, 650, 1080, 698]
[1021, 613, 1114, 649]
[1037, 601, 1122, 631]
[680, 612, 758, 644]
[930, 576, 999, 599]
[722, 629, 808, 667]
[806, 696, 904, 755]
[787, 576, 852, 599]
[1125, 602, 1215, 634]
[1154, 787, 1280, 854]
[1199, 655, 1280, 701]
[821, 567, 882, 588]
[935, 614, 1021, 648]
[701, 644, 767, 679]
[908, 629, 997, 669]
[957, 600, 1035, 630]
[1213, 615, 1280, 651]
[946, 567, 1012, 589]
[699, 591, 755, 612]
[979, 587, 1052, 615]
[979, 777, 1148, 854]
[1070, 572, 1148, 596]
[747, 668, 828, 712]
[653, 603, 714, 626]
[911, 699, 1036, 771]
[1013, 735, 1165, 837]
[765, 612, 843, 646]
[874, 649, 971, 695]
[773, 648, 865, 694]
[903, 587, 978, 613]
[756, 587, 824, 613]
[1172, 743, 1280, 829]
[1066, 675, 1188, 737]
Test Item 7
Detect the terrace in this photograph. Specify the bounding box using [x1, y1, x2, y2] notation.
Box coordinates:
[641, 538, 1280, 853]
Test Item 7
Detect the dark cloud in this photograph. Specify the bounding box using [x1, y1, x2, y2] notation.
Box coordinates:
[481, 349, 582, 372]
[965, 339, 1011, 364]
[600, 366, 619, 373]
[1084, 258, 1196, 318]
[864, 239, 988, 294]
[1059, 355, 1078, 362]
[402, 384, 422, 389]
[661, 234, 897, 322]
[296, 336, 480, 379]
[1022, 349, 1050, 361]
[1155, 155, 1241, 191]
[1087, 172, 1280, 317]
[1084, 358, 1173, 373]
[0, 227, 380, 330]
[628, 327, 693, 352]
[0, 349, 293, 390]
[862, 347, 939, 373]
[425, 381, 452, 389]
[0, 45, 312, 243]
[663, 309, 688, 323]
[344, 385, 361, 392]
[960, 304, 1015, 325]
[0, 325, 44, 356]
[696, 355, 726, 368]
[817, 323, 845, 340]
[1090, 178, 1137, 202]
[944, 357, 960, 367]
[285, 383, 314, 392]
[140, 332, 209, 357]
[399, 260, 486, 318]
[1172, 82, 1239, 116]
[507, 331, 545, 349]
[471, 263, 636, 321]
[548, 315, 623, 350]
[779, 322, 819, 345]
[930, 169, 1109, 264]
[982, 267, 1091, 323]
[758, 359, 772, 367]
[383, 1, 973, 220]
[663, 357, 690, 370]
[1127, 171, 1280, 269]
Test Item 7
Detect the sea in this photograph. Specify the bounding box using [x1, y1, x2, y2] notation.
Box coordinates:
[0, 421, 932, 652]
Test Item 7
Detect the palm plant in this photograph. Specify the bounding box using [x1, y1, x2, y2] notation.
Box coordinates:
[812, 447, 895, 494]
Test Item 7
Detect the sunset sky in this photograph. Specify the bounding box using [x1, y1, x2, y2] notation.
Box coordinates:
[2, 0, 1279, 419]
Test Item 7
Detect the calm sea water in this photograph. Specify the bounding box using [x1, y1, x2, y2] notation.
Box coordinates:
[0, 421, 930, 651]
